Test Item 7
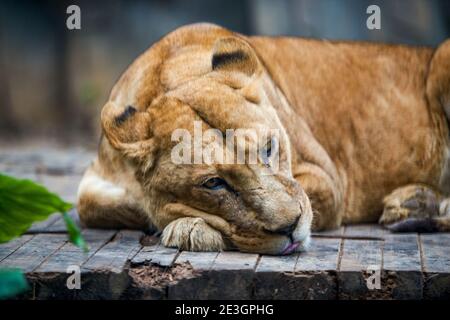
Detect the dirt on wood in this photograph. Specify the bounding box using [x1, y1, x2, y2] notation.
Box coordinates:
[129, 262, 199, 289]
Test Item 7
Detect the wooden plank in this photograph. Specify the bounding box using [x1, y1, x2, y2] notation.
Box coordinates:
[131, 244, 179, 267]
[26, 213, 62, 233]
[45, 209, 80, 232]
[0, 235, 34, 261]
[31, 230, 138, 300]
[312, 226, 344, 238]
[254, 238, 340, 300]
[254, 253, 307, 300]
[340, 239, 382, 271]
[383, 234, 422, 299]
[0, 150, 42, 181]
[83, 230, 143, 273]
[256, 254, 298, 272]
[0, 234, 67, 273]
[205, 251, 259, 299]
[338, 239, 383, 299]
[384, 234, 421, 272]
[344, 224, 388, 239]
[174, 251, 219, 270]
[251, 237, 342, 300]
[211, 251, 258, 271]
[420, 233, 450, 299]
[296, 238, 341, 271]
[35, 229, 116, 273]
[421, 233, 450, 273]
[168, 251, 220, 299]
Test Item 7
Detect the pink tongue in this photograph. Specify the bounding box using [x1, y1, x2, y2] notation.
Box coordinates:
[282, 242, 300, 255]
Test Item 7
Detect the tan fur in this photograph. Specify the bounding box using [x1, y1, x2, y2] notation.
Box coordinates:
[77, 23, 450, 254]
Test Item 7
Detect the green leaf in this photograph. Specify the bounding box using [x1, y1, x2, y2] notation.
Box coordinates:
[0, 173, 88, 251]
[0, 174, 88, 298]
[0, 268, 29, 299]
[0, 173, 72, 243]
[62, 212, 88, 253]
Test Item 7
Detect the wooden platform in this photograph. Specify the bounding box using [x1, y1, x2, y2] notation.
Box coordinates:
[1, 145, 450, 299]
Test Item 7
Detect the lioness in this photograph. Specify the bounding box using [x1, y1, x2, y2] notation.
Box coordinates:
[77, 23, 450, 255]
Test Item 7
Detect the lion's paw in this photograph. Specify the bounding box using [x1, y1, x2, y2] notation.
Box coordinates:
[379, 184, 442, 230]
[161, 217, 225, 251]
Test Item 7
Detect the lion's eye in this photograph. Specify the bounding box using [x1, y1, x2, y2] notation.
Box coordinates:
[266, 144, 272, 158]
[202, 177, 227, 190]
[261, 137, 277, 165]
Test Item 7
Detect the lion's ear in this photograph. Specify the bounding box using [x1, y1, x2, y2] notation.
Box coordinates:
[211, 37, 260, 76]
[101, 102, 156, 163]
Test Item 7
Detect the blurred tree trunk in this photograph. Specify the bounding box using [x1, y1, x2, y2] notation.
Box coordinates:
[47, 1, 93, 143]
[0, 26, 19, 138]
[48, 2, 74, 142]
[442, 1, 450, 35]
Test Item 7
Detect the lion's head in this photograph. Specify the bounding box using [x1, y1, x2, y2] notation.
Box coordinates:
[90, 24, 313, 254]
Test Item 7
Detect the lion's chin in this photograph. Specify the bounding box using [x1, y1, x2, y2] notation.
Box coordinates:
[292, 220, 312, 253]
[232, 218, 312, 255]
[235, 231, 311, 255]
[293, 234, 311, 253]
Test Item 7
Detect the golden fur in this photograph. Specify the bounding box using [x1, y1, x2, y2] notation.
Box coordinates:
[77, 23, 450, 254]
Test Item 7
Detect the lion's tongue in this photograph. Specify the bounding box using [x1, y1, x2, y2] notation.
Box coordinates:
[282, 241, 300, 255]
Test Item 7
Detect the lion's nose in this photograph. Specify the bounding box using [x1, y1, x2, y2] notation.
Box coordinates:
[265, 216, 299, 236]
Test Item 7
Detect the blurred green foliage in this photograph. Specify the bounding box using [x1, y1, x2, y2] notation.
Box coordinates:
[0, 173, 87, 299]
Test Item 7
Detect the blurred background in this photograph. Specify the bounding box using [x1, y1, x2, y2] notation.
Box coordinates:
[0, 0, 449, 148]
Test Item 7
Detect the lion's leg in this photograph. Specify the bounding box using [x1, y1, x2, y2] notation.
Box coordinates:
[77, 162, 151, 230]
[379, 184, 450, 232]
[294, 163, 343, 231]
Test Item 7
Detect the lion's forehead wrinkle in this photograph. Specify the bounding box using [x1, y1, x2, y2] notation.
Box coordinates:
[168, 79, 267, 125]
[142, 61, 278, 138]
[160, 46, 212, 90]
